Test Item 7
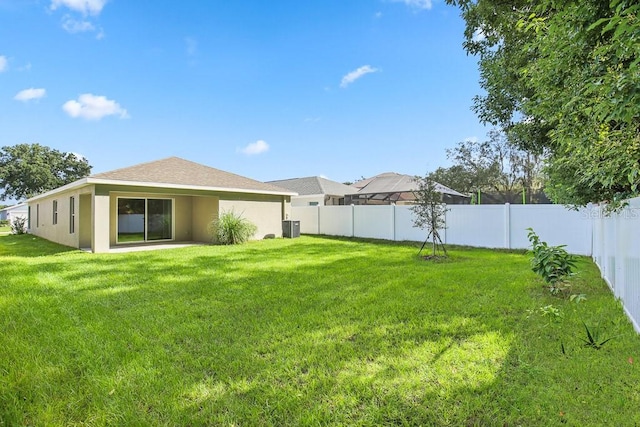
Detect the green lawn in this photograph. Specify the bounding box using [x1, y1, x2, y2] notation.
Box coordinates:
[0, 225, 10, 234]
[1, 234, 639, 426]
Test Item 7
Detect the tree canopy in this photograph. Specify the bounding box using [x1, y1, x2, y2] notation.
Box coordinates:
[446, 0, 640, 209]
[0, 143, 92, 201]
[431, 130, 542, 202]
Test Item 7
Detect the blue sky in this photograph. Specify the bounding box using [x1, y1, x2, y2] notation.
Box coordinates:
[1, 0, 486, 198]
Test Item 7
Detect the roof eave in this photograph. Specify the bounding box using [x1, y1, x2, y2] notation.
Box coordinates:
[88, 178, 298, 196]
[26, 177, 298, 203]
[26, 178, 91, 203]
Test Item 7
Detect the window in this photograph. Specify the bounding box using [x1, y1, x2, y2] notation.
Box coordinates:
[309, 201, 319, 206]
[117, 197, 173, 243]
[53, 200, 58, 225]
[69, 196, 75, 234]
[28, 206, 31, 229]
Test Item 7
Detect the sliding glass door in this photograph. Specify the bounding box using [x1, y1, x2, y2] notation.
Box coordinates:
[147, 199, 172, 241]
[117, 198, 173, 243]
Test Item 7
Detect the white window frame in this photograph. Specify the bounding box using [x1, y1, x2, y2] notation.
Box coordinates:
[53, 200, 58, 225]
[69, 196, 75, 234]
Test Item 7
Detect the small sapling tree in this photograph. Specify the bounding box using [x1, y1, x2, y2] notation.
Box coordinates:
[411, 175, 448, 257]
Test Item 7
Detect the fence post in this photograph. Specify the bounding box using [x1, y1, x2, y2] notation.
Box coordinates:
[351, 204, 355, 237]
[504, 203, 511, 249]
[392, 205, 397, 241]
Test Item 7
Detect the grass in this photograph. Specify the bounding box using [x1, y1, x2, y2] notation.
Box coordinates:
[1, 234, 639, 426]
[0, 225, 10, 234]
[117, 232, 145, 243]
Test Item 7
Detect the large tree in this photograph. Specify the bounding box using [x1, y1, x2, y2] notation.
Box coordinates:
[446, 0, 640, 209]
[432, 130, 542, 202]
[0, 143, 92, 201]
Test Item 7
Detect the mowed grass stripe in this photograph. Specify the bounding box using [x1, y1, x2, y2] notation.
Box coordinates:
[1, 234, 639, 426]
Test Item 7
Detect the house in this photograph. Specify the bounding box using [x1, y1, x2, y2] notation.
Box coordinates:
[0, 202, 28, 224]
[267, 176, 356, 207]
[346, 172, 469, 205]
[26, 157, 296, 253]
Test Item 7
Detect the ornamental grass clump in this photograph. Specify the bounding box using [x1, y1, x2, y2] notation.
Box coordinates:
[209, 210, 257, 245]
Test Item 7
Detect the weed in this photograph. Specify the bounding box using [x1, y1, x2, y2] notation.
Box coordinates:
[580, 322, 615, 350]
[569, 294, 587, 303]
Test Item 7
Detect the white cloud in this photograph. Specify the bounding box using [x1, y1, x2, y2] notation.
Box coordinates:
[240, 140, 269, 155]
[0, 56, 7, 72]
[340, 65, 379, 88]
[390, 0, 432, 10]
[50, 0, 107, 15]
[14, 88, 46, 102]
[62, 93, 129, 120]
[61, 16, 94, 33]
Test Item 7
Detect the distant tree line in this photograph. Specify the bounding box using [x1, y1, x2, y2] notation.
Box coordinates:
[429, 129, 545, 204]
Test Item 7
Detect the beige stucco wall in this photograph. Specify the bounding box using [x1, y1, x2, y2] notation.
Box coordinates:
[291, 194, 324, 207]
[93, 193, 110, 253]
[192, 196, 219, 242]
[219, 194, 286, 239]
[27, 187, 89, 249]
[79, 194, 92, 248]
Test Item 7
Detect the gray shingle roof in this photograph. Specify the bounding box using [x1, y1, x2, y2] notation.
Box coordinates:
[352, 172, 466, 197]
[92, 157, 292, 194]
[267, 176, 355, 196]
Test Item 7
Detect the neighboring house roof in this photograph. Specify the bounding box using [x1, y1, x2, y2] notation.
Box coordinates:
[351, 172, 467, 197]
[0, 202, 28, 213]
[27, 157, 296, 202]
[267, 176, 355, 196]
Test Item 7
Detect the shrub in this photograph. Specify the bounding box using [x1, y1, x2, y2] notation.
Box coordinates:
[10, 217, 28, 235]
[0, 219, 9, 227]
[208, 210, 257, 245]
[527, 227, 576, 295]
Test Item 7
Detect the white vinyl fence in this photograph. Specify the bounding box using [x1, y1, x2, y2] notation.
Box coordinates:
[292, 201, 640, 333]
[292, 204, 592, 255]
[591, 197, 640, 333]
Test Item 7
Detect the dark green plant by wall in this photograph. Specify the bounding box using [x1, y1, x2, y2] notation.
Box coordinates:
[527, 227, 576, 295]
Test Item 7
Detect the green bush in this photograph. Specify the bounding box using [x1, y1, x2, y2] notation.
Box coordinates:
[10, 217, 28, 235]
[527, 227, 576, 295]
[208, 210, 257, 245]
[0, 219, 9, 227]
